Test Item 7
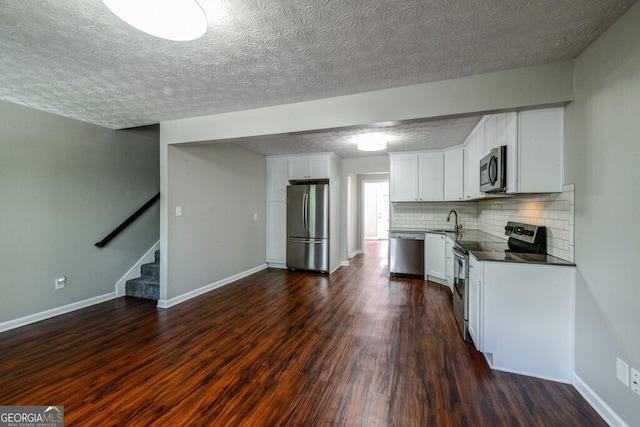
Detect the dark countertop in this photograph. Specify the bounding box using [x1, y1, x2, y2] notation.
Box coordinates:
[388, 228, 503, 243]
[388, 228, 576, 267]
[469, 250, 576, 266]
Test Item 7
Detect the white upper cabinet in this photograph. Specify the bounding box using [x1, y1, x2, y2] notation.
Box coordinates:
[463, 121, 486, 201]
[418, 152, 444, 201]
[444, 148, 464, 201]
[480, 107, 564, 195]
[511, 108, 564, 193]
[390, 152, 443, 202]
[287, 155, 330, 180]
[266, 157, 289, 201]
[389, 154, 419, 201]
[484, 113, 509, 153]
[389, 107, 564, 203]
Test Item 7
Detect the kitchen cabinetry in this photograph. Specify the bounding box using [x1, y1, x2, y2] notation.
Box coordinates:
[425, 233, 446, 280]
[444, 148, 464, 201]
[463, 121, 486, 200]
[267, 153, 341, 271]
[472, 260, 575, 382]
[389, 154, 418, 201]
[288, 155, 329, 180]
[445, 236, 455, 289]
[389, 152, 443, 202]
[267, 157, 289, 201]
[505, 108, 564, 193]
[266, 157, 289, 268]
[483, 113, 509, 153]
[389, 107, 564, 205]
[467, 254, 483, 350]
[266, 202, 286, 266]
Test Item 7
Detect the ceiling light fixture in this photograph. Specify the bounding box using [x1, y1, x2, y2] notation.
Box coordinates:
[352, 133, 393, 151]
[102, 0, 208, 41]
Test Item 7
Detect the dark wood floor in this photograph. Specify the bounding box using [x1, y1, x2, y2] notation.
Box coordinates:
[0, 240, 604, 426]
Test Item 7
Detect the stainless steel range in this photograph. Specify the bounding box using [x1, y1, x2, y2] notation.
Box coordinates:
[452, 222, 546, 342]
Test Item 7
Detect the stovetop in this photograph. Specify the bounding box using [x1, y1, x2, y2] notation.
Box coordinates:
[455, 241, 510, 252]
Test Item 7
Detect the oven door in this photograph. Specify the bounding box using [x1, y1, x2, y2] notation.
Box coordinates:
[452, 246, 469, 340]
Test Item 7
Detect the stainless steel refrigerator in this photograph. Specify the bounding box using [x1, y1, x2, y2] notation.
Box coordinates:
[286, 183, 329, 273]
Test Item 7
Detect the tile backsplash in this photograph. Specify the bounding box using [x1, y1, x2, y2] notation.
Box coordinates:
[391, 202, 479, 231]
[390, 184, 575, 262]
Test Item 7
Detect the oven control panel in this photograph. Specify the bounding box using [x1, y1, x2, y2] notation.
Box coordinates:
[504, 221, 542, 244]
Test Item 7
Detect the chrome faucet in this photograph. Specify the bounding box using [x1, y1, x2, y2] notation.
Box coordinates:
[447, 210, 462, 233]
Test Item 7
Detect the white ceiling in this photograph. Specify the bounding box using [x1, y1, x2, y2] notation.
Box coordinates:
[1, 0, 636, 157]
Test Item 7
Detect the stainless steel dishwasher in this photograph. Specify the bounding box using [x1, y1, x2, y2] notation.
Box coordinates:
[389, 232, 425, 277]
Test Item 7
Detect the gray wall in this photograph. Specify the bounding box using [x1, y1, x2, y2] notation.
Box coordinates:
[0, 100, 160, 324]
[565, 3, 640, 424]
[166, 143, 266, 299]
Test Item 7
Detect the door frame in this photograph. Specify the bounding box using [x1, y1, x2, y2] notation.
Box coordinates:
[361, 179, 389, 252]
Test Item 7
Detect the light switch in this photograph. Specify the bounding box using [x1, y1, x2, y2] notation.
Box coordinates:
[176, 206, 183, 217]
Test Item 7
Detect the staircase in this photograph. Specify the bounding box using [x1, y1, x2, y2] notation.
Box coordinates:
[125, 250, 159, 300]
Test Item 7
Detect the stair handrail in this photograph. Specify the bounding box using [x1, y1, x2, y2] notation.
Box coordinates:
[95, 192, 160, 248]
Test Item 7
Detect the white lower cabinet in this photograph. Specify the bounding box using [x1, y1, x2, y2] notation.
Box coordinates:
[425, 233, 446, 280]
[445, 237, 454, 289]
[266, 202, 286, 267]
[474, 260, 575, 383]
[467, 254, 483, 350]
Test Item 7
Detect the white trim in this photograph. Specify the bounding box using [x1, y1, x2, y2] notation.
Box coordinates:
[489, 364, 572, 384]
[267, 262, 287, 270]
[0, 292, 118, 333]
[573, 374, 629, 427]
[115, 240, 160, 296]
[340, 261, 349, 267]
[156, 264, 268, 309]
[349, 249, 363, 258]
[329, 264, 343, 274]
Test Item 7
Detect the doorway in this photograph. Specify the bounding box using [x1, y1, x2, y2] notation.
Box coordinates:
[363, 181, 389, 241]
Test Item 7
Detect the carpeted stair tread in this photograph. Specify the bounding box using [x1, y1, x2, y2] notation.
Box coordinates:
[125, 250, 161, 301]
[140, 262, 159, 278]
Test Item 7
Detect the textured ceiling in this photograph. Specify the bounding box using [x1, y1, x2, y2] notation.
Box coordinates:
[0, 0, 636, 156]
[228, 115, 483, 158]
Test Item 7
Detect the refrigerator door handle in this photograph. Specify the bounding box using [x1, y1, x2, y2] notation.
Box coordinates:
[288, 238, 324, 244]
[303, 191, 309, 232]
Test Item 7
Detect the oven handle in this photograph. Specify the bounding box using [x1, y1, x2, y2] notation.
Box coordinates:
[452, 246, 467, 259]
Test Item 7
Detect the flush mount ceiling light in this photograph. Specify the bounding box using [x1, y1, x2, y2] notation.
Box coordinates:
[352, 133, 394, 151]
[102, 0, 208, 41]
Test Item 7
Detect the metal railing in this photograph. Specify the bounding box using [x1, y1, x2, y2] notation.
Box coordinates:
[95, 192, 160, 248]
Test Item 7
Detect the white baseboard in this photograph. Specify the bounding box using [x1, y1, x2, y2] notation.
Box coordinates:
[267, 262, 286, 269]
[156, 264, 268, 309]
[115, 240, 160, 296]
[573, 373, 629, 427]
[340, 260, 349, 267]
[0, 292, 118, 333]
[349, 250, 363, 258]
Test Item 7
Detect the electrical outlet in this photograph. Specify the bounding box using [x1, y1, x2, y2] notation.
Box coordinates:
[617, 358, 629, 386]
[421, 214, 428, 220]
[631, 368, 640, 396]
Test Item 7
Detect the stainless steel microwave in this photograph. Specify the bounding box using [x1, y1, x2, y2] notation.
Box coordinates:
[479, 146, 507, 193]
